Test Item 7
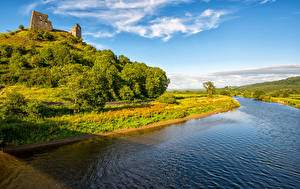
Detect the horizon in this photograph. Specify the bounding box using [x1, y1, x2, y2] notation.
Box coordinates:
[1, 0, 299, 89]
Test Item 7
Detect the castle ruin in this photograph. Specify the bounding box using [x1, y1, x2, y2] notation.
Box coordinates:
[30, 11, 53, 31]
[29, 10, 82, 38]
[70, 24, 82, 38]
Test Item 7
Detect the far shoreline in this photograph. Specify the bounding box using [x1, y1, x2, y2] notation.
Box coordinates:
[3, 107, 238, 154]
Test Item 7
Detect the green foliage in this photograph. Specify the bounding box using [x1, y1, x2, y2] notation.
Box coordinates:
[219, 90, 231, 96]
[25, 100, 48, 119]
[233, 76, 300, 93]
[0, 29, 172, 146]
[0, 30, 169, 102]
[0, 90, 27, 119]
[242, 90, 252, 98]
[203, 81, 216, 97]
[119, 85, 134, 101]
[253, 90, 266, 100]
[157, 93, 177, 104]
[18, 25, 24, 30]
[0, 94, 239, 146]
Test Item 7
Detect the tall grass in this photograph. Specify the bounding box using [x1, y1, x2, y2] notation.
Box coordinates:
[0, 94, 239, 146]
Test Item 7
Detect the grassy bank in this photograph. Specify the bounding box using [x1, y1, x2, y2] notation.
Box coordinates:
[262, 94, 300, 108]
[237, 94, 300, 108]
[0, 92, 239, 146]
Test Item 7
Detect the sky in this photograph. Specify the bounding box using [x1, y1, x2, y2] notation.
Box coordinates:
[0, 0, 299, 89]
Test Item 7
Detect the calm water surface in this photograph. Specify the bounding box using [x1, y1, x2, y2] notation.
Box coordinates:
[0, 97, 299, 188]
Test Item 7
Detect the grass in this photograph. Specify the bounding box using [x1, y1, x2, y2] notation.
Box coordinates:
[271, 94, 300, 108]
[0, 85, 72, 103]
[237, 93, 300, 108]
[0, 89, 240, 146]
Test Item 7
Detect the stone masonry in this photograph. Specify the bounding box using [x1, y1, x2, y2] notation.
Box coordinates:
[29, 10, 82, 38]
[70, 24, 82, 38]
[29, 11, 53, 31]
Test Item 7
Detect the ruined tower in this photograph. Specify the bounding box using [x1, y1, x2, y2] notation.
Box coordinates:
[29, 11, 53, 31]
[70, 24, 82, 38]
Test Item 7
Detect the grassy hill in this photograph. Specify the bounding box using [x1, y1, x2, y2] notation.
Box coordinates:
[233, 76, 300, 93]
[0, 28, 169, 102]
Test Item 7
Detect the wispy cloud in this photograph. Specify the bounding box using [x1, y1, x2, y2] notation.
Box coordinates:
[22, 2, 39, 15]
[23, 0, 277, 40]
[84, 40, 106, 50]
[168, 64, 300, 89]
[260, 0, 276, 4]
[25, 0, 228, 41]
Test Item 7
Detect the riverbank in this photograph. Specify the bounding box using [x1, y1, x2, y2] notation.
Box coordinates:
[3, 107, 236, 154]
[1, 94, 240, 149]
[237, 95, 300, 108]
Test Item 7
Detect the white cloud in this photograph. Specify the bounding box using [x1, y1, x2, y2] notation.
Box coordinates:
[26, 0, 227, 41]
[83, 31, 117, 38]
[260, 0, 276, 4]
[84, 40, 106, 50]
[23, 2, 39, 15]
[167, 64, 300, 90]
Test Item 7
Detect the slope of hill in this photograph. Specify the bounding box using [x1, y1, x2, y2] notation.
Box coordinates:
[233, 76, 300, 93]
[0, 28, 169, 104]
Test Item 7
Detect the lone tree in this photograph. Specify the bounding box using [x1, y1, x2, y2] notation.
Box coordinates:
[18, 25, 24, 30]
[203, 81, 216, 98]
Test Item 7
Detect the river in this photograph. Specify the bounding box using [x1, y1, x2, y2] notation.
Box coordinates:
[0, 97, 299, 188]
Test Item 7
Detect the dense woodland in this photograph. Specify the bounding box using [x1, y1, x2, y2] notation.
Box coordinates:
[0, 29, 169, 113]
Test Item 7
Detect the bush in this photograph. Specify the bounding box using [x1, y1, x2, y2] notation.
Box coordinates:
[253, 90, 266, 100]
[19, 25, 24, 30]
[219, 90, 231, 96]
[157, 93, 177, 104]
[0, 91, 27, 119]
[25, 100, 48, 119]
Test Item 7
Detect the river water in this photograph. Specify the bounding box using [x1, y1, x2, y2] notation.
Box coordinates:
[0, 97, 299, 188]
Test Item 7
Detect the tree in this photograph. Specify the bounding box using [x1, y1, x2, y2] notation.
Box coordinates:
[63, 65, 107, 113]
[18, 25, 24, 30]
[119, 85, 134, 101]
[145, 67, 169, 98]
[253, 90, 265, 100]
[243, 90, 252, 98]
[203, 81, 216, 97]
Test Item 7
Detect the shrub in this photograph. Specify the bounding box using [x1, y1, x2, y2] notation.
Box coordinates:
[157, 93, 177, 104]
[0, 90, 27, 119]
[282, 91, 289, 98]
[253, 90, 266, 100]
[219, 90, 231, 96]
[19, 25, 24, 30]
[25, 100, 48, 119]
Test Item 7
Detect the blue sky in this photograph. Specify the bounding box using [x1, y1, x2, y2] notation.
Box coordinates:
[0, 0, 300, 89]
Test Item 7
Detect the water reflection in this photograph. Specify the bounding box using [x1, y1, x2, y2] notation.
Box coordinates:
[1, 97, 299, 188]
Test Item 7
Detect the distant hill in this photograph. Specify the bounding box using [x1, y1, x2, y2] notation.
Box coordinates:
[233, 76, 300, 92]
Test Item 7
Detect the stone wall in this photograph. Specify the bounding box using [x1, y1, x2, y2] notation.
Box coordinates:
[29, 11, 53, 31]
[70, 24, 82, 38]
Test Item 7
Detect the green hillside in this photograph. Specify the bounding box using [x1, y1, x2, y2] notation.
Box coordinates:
[233, 76, 300, 93]
[0, 28, 169, 110]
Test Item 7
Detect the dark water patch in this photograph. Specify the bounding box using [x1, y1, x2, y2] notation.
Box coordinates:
[1, 97, 299, 188]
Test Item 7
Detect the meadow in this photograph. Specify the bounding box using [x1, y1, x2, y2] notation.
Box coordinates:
[0, 87, 239, 146]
